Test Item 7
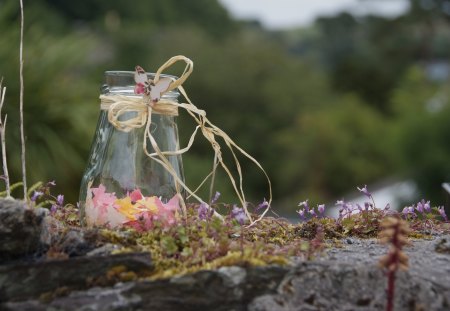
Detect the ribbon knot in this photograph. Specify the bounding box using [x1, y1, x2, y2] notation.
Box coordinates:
[99, 55, 272, 225]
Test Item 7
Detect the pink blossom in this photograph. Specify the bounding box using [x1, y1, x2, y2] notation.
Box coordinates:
[129, 189, 143, 202]
[92, 185, 116, 207]
[91, 184, 118, 222]
[134, 83, 145, 95]
[123, 195, 179, 232]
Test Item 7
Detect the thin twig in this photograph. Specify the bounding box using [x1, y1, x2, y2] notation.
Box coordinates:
[0, 79, 11, 197]
[19, 0, 27, 200]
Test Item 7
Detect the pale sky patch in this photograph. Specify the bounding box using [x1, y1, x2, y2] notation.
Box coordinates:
[218, 0, 410, 29]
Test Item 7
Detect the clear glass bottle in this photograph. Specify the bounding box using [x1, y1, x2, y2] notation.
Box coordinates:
[79, 71, 184, 228]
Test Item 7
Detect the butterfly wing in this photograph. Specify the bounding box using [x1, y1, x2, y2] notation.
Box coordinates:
[134, 66, 148, 95]
[150, 77, 172, 102]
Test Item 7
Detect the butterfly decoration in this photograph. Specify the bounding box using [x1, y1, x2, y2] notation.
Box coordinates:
[134, 65, 173, 105]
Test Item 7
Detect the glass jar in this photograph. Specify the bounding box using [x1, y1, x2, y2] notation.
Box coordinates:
[79, 71, 184, 228]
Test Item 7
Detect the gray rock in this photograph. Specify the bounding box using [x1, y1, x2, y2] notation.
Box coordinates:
[3, 265, 288, 311]
[57, 229, 102, 257]
[0, 198, 49, 261]
[435, 238, 450, 254]
[0, 252, 153, 302]
[87, 243, 124, 257]
[248, 262, 449, 311]
[2, 230, 450, 311]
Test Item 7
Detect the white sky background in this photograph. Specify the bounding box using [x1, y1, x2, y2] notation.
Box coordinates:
[218, 0, 410, 29]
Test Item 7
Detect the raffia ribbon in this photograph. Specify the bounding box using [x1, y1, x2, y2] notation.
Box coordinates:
[100, 55, 272, 225]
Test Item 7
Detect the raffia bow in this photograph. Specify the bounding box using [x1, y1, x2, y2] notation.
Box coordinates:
[100, 55, 272, 225]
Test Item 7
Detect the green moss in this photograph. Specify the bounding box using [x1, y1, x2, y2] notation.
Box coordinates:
[45, 203, 449, 283]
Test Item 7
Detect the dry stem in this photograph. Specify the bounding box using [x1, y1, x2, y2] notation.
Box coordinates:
[19, 0, 27, 199]
[0, 78, 11, 197]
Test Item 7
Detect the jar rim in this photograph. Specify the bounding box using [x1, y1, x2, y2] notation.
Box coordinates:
[104, 71, 179, 80]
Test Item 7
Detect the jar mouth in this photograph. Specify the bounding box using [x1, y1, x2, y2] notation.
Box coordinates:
[104, 71, 179, 80]
[103, 71, 180, 97]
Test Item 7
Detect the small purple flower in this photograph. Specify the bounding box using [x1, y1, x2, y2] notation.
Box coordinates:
[417, 199, 430, 213]
[50, 204, 58, 213]
[198, 202, 210, 220]
[317, 204, 325, 214]
[256, 198, 269, 211]
[231, 205, 247, 225]
[309, 209, 316, 217]
[31, 191, 44, 202]
[56, 194, 64, 206]
[438, 206, 448, 222]
[423, 200, 431, 212]
[337, 200, 350, 218]
[297, 209, 306, 220]
[357, 185, 371, 198]
[356, 203, 363, 212]
[408, 206, 415, 213]
[402, 207, 409, 215]
[298, 199, 310, 211]
[364, 202, 371, 211]
[416, 200, 425, 213]
[211, 191, 221, 204]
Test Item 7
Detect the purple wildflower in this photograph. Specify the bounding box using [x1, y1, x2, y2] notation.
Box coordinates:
[231, 205, 247, 225]
[298, 199, 310, 211]
[211, 191, 221, 204]
[357, 204, 363, 212]
[198, 202, 210, 220]
[357, 185, 372, 198]
[416, 201, 424, 213]
[364, 202, 371, 211]
[309, 209, 316, 217]
[408, 206, 415, 213]
[423, 200, 431, 212]
[50, 204, 58, 213]
[317, 204, 325, 214]
[256, 198, 269, 211]
[297, 209, 306, 220]
[31, 191, 44, 202]
[402, 207, 409, 216]
[417, 199, 430, 213]
[438, 206, 448, 222]
[336, 200, 349, 218]
[56, 194, 64, 206]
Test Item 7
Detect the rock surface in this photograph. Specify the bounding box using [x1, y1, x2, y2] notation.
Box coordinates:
[2, 236, 450, 311]
[0, 198, 49, 261]
[1, 199, 449, 310]
[0, 252, 153, 302]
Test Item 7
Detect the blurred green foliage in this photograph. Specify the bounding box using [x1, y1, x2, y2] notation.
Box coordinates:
[0, 0, 449, 211]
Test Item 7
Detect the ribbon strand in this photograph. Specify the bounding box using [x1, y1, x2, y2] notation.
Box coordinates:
[99, 55, 272, 225]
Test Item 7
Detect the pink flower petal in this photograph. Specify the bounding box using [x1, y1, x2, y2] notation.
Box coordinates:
[129, 189, 143, 202]
[135, 83, 145, 95]
[165, 195, 179, 211]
